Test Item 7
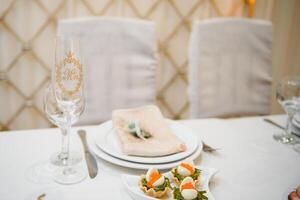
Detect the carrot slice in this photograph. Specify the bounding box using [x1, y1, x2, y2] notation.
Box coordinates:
[147, 172, 161, 188]
[181, 182, 195, 190]
[180, 163, 194, 173]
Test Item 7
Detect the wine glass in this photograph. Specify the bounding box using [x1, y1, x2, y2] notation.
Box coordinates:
[51, 36, 86, 184]
[273, 76, 300, 144]
[44, 85, 83, 166]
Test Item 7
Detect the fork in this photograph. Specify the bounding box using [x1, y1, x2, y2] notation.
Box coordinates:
[263, 118, 285, 130]
[202, 141, 220, 153]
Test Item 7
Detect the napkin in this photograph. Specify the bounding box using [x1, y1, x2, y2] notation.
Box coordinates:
[112, 105, 186, 156]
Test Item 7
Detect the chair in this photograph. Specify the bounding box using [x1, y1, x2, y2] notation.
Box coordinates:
[188, 18, 272, 118]
[58, 17, 157, 125]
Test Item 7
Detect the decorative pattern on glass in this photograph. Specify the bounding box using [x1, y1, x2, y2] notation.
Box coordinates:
[55, 52, 83, 96]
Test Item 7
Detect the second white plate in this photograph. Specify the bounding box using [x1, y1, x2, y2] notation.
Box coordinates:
[93, 120, 200, 164]
[122, 166, 218, 200]
[88, 137, 203, 170]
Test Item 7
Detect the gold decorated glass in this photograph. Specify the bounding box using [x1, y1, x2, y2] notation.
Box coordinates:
[51, 36, 86, 184]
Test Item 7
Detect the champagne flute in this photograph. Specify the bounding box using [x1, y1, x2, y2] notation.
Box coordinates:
[44, 85, 83, 166]
[51, 36, 86, 184]
[273, 76, 300, 144]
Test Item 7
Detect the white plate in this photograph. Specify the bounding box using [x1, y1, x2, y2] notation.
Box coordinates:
[122, 166, 218, 200]
[88, 133, 203, 170]
[93, 120, 200, 164]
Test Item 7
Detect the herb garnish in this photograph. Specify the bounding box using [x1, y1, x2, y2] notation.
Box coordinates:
[141, 177, 171, 192]
[128, 121, 151, 139]
[191, 168, 201, 180]
[173, 188, 208, 200]
[172, 168, 201, 182]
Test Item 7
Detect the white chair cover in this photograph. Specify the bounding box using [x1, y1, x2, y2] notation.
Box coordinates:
[188, 18, 272, 118]
[58, 17, 157, 125]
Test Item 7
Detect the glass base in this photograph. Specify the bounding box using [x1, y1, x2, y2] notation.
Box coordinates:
[25, 161, 56, 184]
[53, 165, 87, 185]
[273, 133, 294, 144]
[50, 151, 82, 166]
[293, 143, 300, 153]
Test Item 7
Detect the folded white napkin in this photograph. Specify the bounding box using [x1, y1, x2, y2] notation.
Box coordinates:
[112, 105, 186, 156]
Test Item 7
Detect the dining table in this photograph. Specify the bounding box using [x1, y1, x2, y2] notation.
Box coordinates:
[0, 115, 299, 200]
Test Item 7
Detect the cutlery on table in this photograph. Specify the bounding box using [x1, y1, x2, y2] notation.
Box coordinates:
[77, 129, 98, 179]
[263, 118, 285, 130]
[202, 141, 220, 153]
[263, 118, 300, 143]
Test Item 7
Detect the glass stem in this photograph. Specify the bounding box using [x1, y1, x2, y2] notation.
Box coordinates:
[60, 125, 70, 166]
[60, 113, 77, 176]
[60, 111, 72, 166]
[284, 113, 295, 144]
[286, 114, 294, 135]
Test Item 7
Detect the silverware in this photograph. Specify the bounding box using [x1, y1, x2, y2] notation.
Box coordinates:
[202, 141, 220, 153]
[78, 129, 98, 179]
[263, 118, 285, 130]
[37, 193, 46, 200]
[263, 118, 300, 143]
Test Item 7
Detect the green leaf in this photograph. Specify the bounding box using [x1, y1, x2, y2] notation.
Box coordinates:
[128, 122, 152, 139]
[141, 178, 148, 188]
[153, 177, 171, 192]
[197, 191, 208, 200]
[173, 188, 208, 200]
[142, 177, 171, 192]
[172, 168, 201, 182]
[190, 168, 201, 181]
[172, 169, 184, 181]
[129, 131, 138, 137]
[173, 188, 185, 200]
[128, 123, 136, 130]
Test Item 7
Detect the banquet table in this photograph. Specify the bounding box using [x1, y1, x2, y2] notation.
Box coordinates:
[0, 115, 299, 200]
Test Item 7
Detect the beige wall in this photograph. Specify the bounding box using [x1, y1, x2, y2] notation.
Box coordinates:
[0, 0, 299, 130]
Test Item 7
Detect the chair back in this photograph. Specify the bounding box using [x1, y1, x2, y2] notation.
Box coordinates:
[189, 18, 272, 118]
[58, 17, 157, 124]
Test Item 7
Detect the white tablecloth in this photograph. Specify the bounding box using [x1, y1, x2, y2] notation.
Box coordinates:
[0, 115, 299, 200]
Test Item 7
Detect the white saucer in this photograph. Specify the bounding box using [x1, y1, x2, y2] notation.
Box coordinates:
[93, 120, 200, 164]
[87, 132, 203, 170]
